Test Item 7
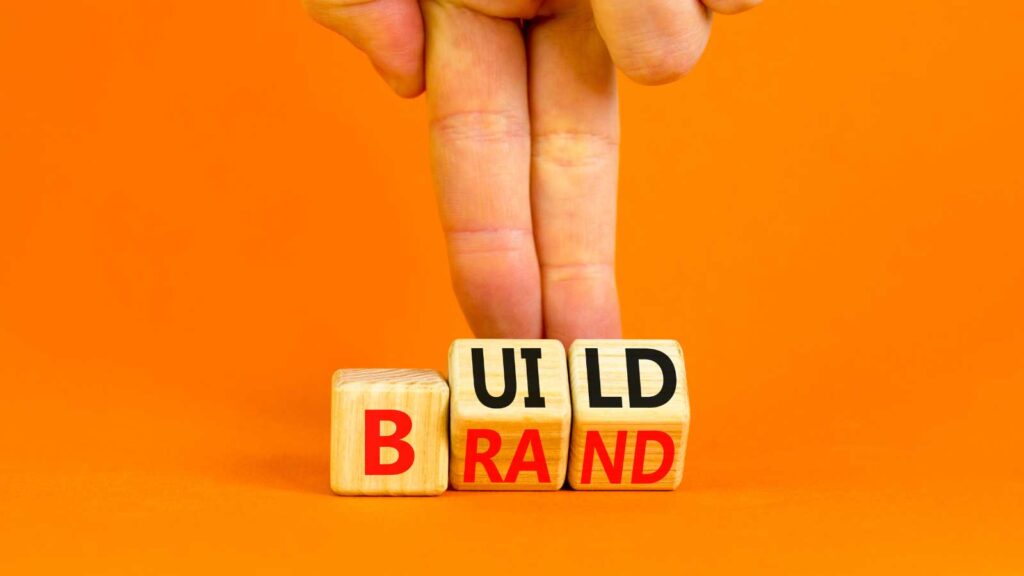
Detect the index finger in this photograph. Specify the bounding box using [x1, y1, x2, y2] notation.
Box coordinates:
[423, 1, 542, 338]
[527, 6, 622, 346]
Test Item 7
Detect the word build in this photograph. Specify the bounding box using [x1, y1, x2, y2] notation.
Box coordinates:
[329, 339, 689, 496]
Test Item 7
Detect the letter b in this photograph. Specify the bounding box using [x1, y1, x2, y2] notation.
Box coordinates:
[364, 409, 415, 475]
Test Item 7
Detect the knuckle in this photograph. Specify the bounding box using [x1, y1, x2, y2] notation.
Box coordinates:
[532, 131, 618, 169]
[541, 262, 615, 285]
[445, 227, 535, 257]
[430, 110, 530, 146]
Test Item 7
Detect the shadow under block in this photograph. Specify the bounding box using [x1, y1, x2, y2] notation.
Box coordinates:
[567, 340, 690, 490]
[448, 339, 571, 490]
[330, 369, 449, 496]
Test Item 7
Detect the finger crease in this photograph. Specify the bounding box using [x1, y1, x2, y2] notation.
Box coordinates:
[532, 131, 618, 168]
[446, 227, 535, 256]
[431, 110, 530, 145]
[541, 261, 616, 282]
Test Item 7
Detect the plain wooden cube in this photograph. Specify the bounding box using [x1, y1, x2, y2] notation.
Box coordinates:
[567, 340, 690, 490]
[448, 339, 571, 490]
[330, 369, 449, 496]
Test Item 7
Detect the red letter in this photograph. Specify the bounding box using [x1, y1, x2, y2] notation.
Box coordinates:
[631, 430, 675, 484]
[364, 409, 414, 475]
[505, 429, 550, 483]
[464, 429, 503, 483]
[580, 430, 627, 484]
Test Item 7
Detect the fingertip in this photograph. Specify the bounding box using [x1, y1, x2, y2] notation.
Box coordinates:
[377, 67, 425, 98]
[451, 259, 544, 340]
[615, 28, 710, 85]
[593, 0, 712, 86]
[307, 0, 425, 97]
[392, 77, 425, 99]
[541, 265, 622, 349]
[617, 57, 695, 86]
[703, 0, 762, 15]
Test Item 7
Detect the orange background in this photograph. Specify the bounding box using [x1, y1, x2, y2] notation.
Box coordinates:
[2, 0, 1022, 573]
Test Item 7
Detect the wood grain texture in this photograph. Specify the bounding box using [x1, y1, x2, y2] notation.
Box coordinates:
[448, 339, 571, 490]
[330, 369, 449, 496]
[566, 339, 690, 490]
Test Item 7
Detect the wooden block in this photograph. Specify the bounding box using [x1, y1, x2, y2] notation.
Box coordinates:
[330, 369, 449, 496]
[448, 339, 571, 490]
[566, 340, 689, 490]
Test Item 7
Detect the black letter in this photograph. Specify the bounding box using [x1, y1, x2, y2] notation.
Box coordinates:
[586, 348, 622, 408]
[472, 347, 517, 409]
[626, 348, 676, 408]
[521, 348, 546, 408]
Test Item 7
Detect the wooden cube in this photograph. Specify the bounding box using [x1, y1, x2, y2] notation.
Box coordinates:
[448, 339, 571, 490]
[566, 340, 690, 490]
[330, 369, 449, 496]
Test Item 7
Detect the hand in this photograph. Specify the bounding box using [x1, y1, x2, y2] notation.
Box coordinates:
[306, 0, 760, 346]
